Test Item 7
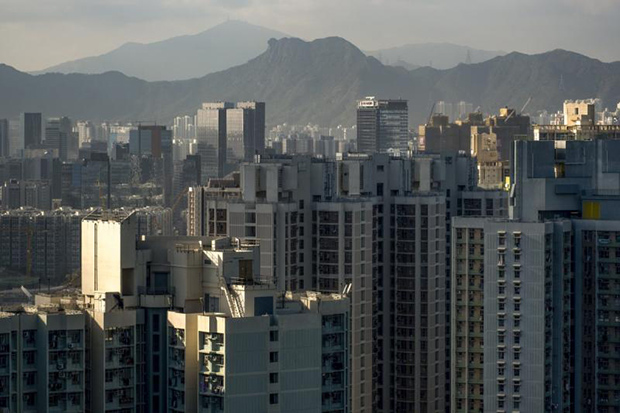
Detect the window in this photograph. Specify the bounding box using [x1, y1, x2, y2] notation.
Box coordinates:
[270, 352, 279, 363]
[377, 183, 384, 197]
[270, 373, 279, 384]
[270, 330, 279, 342]
[270, 394, 279, 405]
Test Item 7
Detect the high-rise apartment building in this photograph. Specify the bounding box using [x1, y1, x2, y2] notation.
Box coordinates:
[510, 139, 620, 221]
[195, 101, 265, 182]
[77, 209, 350, 412]
[20, 113, 42, 151]
[0, 207, 83, 283]
[563, 99, 597, 126]
[356, 97, 409, 154]
[452, 218, 573, 412]
[1, 179, 52, 210]
[0, 306, 86, 413]
[418, 113, 479, 153]
[572, 220, 620, 412]
[188, 152, 508, 413]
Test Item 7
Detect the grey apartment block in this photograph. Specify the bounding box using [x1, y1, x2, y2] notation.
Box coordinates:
[453, 218, 572, 413]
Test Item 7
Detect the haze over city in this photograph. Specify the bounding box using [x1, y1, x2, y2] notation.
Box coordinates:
[1, 0, 619, 71]
[1, 1, 620, 413]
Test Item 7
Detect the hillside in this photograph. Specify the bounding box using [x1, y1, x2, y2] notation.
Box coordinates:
[35, 20, 288, 81]
[367, 43, 506, 69]
[2, 38, 620, 127]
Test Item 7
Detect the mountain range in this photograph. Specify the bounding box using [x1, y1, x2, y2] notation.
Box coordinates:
[2, 36, 620, 128]
[35, 21, 507, 80]
[34, 21, 288, 81]
[367, 43, 506, 70]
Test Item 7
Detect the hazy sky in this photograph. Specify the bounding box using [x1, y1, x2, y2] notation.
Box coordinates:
[1, 0, 619, 71]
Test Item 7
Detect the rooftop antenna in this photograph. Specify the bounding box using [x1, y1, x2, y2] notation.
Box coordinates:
[465, 49, 472, 65]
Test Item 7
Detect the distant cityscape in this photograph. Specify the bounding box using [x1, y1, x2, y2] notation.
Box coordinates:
[0, 90, 619, 413]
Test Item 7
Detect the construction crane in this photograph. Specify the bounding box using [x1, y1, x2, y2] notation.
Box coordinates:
[520, 97, 532, 114]
[171, 187, 189, 214]
[504, 97, 532, 122]
[427, 102, 436, 124]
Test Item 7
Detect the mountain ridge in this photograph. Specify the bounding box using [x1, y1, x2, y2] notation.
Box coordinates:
[2, 37, 619, 127]
[367, 42, 507, 70]
[35, 20, 289, 81]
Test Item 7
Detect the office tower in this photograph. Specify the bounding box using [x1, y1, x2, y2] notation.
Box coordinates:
[172, 154, 201, 226]
[20, 113, 42, 150]
[79, 152, 111, 209]
[196, 102, 230, 182]
[196, 102, 266, 182]
[452, 218, 572, 412]
[235, 101, 266, 157]
[76, 121, 95, 147]
[129, 125, 174, 206]
[0, 119, 8, 158]
[173, 115, 196, 141]
[44, 117, 74, 160]
[356, 97, 409, 154]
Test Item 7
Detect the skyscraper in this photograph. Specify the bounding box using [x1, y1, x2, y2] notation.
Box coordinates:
[20, 112, 42, 150]
[45, 117, 75, 160]
[195, 101, 266, 183]
[0, 119, 8, 158]
[128, 125, 174, 206]
[356, 97, 409, 154]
